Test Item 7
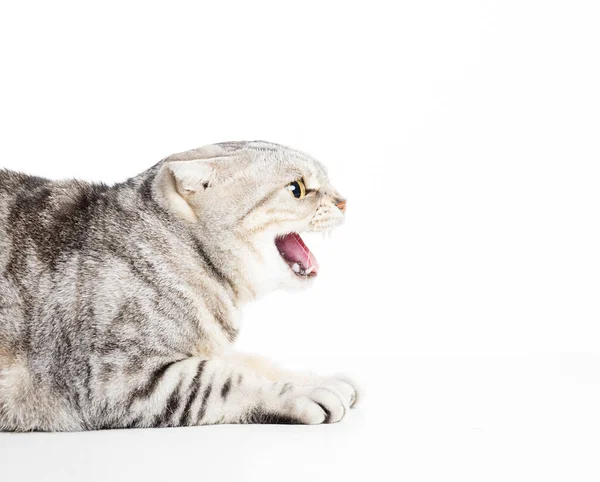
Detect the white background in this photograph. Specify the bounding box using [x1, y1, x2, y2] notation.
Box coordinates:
[1, 0, 599, 480]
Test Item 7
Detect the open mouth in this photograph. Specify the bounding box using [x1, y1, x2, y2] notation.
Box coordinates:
[275, 232, 319, 278]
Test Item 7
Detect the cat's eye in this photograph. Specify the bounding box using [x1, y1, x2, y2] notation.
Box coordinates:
[287, 179, 306, 199]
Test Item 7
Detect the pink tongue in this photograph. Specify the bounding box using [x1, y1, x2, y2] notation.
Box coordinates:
[275, 233, 319, 274]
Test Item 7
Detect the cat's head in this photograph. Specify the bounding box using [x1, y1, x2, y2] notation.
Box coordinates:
[153, 141, 346, 299]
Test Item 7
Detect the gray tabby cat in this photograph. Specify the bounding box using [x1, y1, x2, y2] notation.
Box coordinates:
[0, 141, 360, 431]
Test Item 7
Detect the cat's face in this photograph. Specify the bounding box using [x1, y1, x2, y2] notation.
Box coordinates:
[155, 141, 346, 298]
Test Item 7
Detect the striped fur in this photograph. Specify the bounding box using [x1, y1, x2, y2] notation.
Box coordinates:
[0, 141, 360, 431]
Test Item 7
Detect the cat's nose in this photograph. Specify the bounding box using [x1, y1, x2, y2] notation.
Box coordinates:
[335, 198, 347, 213]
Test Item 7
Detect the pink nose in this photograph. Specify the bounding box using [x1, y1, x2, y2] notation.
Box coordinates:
[336, 199, 347, 213]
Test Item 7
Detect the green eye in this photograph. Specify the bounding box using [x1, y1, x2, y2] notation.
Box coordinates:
[287, 179, 306, 199]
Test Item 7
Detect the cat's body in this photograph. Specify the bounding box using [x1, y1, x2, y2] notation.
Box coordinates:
[0, 141, 359, 431]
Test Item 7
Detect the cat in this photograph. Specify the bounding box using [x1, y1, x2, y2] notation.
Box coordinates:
[0, 141, 360, 431]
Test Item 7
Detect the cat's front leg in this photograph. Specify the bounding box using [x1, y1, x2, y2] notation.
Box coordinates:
[96, 355, 350, 429]
[225, 352, 363, 410]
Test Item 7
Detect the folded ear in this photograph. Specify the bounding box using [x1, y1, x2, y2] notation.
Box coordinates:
[168, 159, 216, 192]
[152, 143, 250, 223]
[154, 158, 221, 223]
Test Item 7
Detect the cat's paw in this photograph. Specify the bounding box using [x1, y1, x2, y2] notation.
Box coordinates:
[318, 375, 363, 409]
[290, 387, 347, 424]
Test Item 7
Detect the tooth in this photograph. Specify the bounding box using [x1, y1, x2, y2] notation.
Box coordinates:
[305, 267, 314, 274]
[292, 263, 300, 273]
